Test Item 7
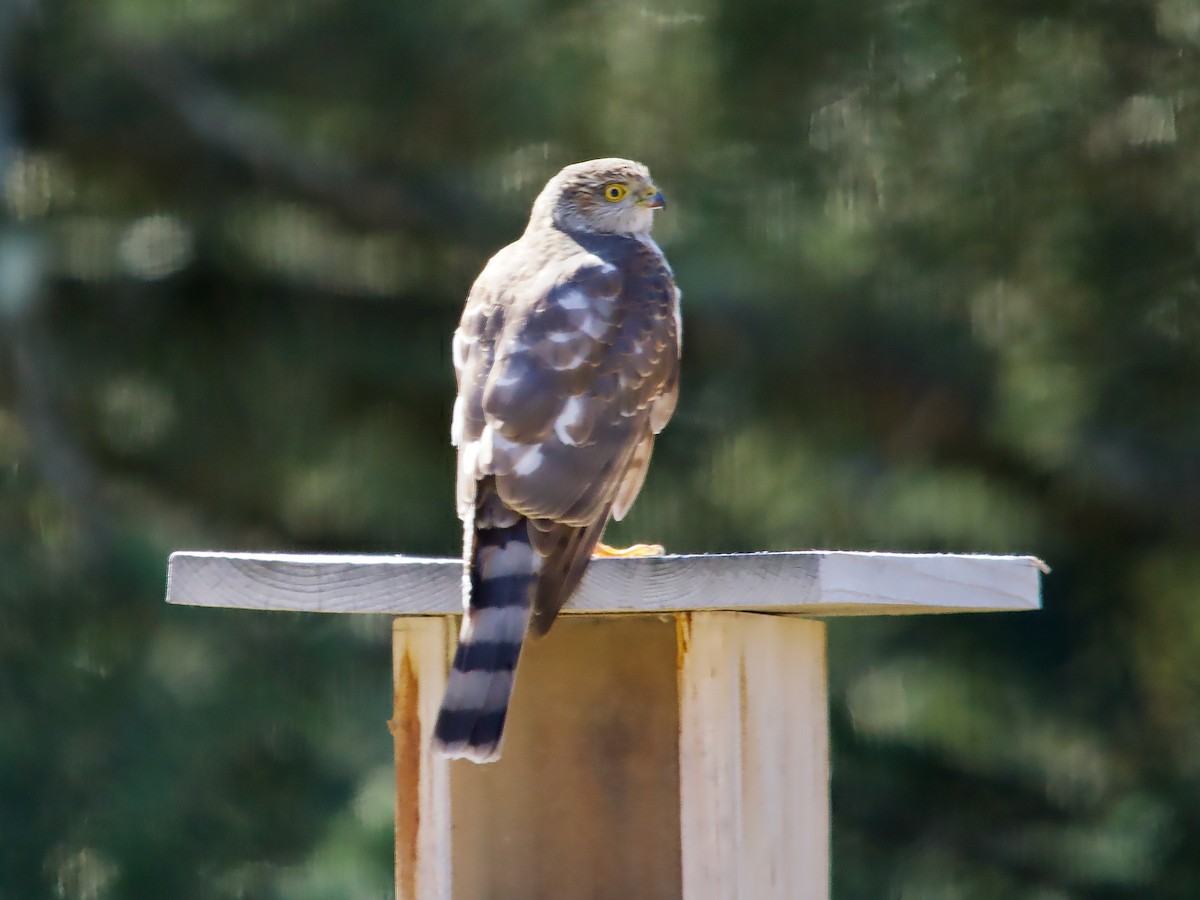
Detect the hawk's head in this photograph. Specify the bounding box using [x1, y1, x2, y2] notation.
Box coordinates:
[533, 158, 666, 236]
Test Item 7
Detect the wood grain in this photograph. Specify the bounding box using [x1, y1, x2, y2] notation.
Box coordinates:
[679, 613, 829, 900]
[167, 550, 1043, 617]
[449, 616, 682, 900]
[390, 618, 453, 900]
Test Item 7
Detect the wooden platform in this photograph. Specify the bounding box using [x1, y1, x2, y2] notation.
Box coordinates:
[166, 550, 1043, 900]
[167, 549, 1044, 617]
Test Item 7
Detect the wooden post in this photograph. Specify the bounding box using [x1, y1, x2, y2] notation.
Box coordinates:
[679, 613, 828, 900]
[450, 615, 682, 899]
[390, 617, 453, 900]
[167, 550, 1043, 900]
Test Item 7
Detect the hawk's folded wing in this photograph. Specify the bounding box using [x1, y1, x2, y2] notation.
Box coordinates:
[452, 236, 680, 631]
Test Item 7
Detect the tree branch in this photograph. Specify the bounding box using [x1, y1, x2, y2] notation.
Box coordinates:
[104, 39, 475, 235]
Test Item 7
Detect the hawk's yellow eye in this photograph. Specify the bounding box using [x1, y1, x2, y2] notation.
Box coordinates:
[603, 183, 628, 202]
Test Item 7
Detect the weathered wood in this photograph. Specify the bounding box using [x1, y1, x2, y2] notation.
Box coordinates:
[167, 550, 1043, 616]
[679, 613, 828, 900]
[396, 612, 831, 900]
[449, 616, 682, 900]
[390, 618, 454, 900]
[170, 548, 1043, 899]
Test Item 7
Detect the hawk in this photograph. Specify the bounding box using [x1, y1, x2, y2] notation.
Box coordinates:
[433, 158, 681, 762]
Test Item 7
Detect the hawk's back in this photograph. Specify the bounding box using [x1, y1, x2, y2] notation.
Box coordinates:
[435, 159, 680, 762]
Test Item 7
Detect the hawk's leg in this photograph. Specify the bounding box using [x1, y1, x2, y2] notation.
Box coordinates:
[593, 542, 665, 558]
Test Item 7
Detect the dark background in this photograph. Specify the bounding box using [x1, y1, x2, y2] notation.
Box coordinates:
[3, 0, 1200, 896]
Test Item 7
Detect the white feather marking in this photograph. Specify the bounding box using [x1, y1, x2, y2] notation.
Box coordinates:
[439, 669, 514, 712]
[557, 289, 590, 310]
[513, 445, 543, 475]
[490, 430, 518, 453]
[477, 424, 496, 472]
[480, 540, 535, 579]
[460, 505, 475, 607]
[548, 330, 577, 344]
[457, 445, 479, 516]
[553, 396, 585, 445]
[581, 315, 609, 340]
[460, 440, 480, 479]
[487, 430, 543, 476]
[460, 605, 531, 645]
[450, 396, 466, 446]
[438, 741, 502, 763]
[452, 332, 477, 371]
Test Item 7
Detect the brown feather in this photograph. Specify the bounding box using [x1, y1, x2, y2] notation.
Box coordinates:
[438, 158, 681, 762]
[612, 433, 654, 521]
[527, 510, 611, 636]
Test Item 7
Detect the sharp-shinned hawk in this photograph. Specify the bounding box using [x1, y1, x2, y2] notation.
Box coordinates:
[433, 158, 681, 762]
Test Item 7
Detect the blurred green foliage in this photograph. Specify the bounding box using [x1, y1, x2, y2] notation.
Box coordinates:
[2, 0, 1200, 896]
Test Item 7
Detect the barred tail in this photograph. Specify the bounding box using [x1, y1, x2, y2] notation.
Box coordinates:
[433, 516, 538, 763]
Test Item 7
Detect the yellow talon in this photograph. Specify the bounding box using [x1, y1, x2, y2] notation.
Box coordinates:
[593, 542, 665, 558]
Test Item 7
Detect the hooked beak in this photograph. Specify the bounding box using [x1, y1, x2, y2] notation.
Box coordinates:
[641, 188, 667, 210]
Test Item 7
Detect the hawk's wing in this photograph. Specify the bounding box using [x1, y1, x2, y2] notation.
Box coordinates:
[452, 235, 680, 631]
